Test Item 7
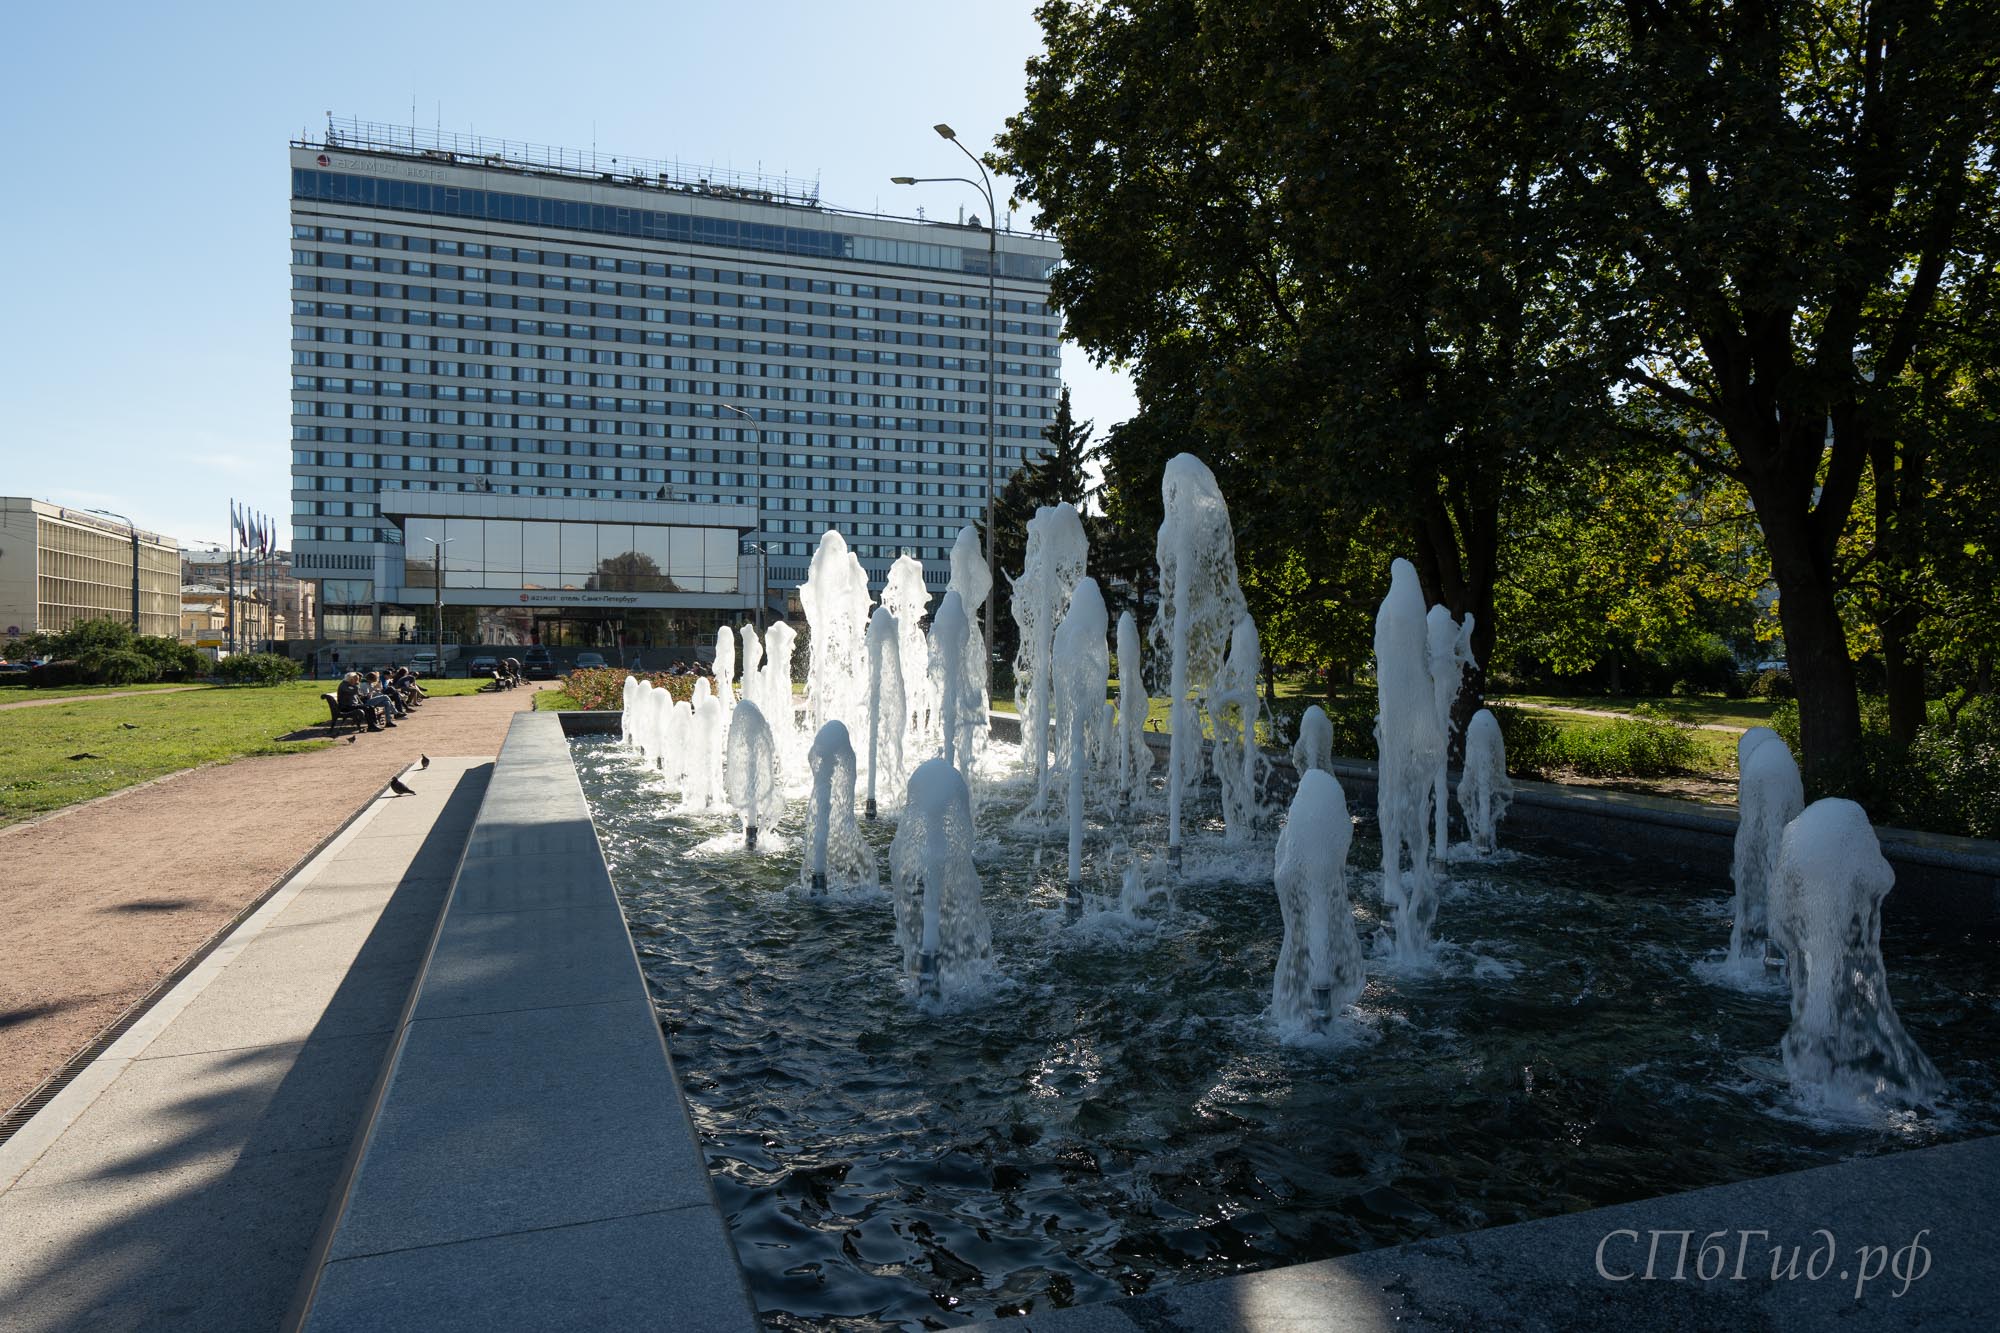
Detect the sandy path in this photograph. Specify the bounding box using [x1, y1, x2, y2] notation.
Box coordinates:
[0, 684, 551, 1118]
[1500, 700, 1751, 734]
[0, 686, 208, 712]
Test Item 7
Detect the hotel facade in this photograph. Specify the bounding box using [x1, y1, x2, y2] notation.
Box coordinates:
[290, 119, 1062, 650]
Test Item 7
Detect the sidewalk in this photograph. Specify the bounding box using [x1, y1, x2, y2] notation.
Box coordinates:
[0, 684, 546, 1118]
[0, 758, 491, 1332]
[0, 687, 210, 712]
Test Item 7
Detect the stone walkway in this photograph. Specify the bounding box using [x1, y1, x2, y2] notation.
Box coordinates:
[0, 758, 491, 1332]
[0, 684, 546, 1117]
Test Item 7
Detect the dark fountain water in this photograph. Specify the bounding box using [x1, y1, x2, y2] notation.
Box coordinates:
[573, 736, 1999, 1331]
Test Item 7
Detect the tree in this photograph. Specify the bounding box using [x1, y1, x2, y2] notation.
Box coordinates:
[1552, 1, 2000, 786]
[999, 0, 1620, 722]
[991, 384, 1098, 656]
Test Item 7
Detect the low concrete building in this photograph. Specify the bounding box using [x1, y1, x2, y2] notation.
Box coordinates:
[0, 498, 180, 640]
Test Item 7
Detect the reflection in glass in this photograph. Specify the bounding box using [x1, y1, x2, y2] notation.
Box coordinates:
[590, 525, 638, 590]
[522, 520, 560, 588]
[632, 524, 673, 592]
[560, 523, 597, 587]
[443, 519, 483, 588]
[485, 520, 524, 586]
[704, 529, 739, 592]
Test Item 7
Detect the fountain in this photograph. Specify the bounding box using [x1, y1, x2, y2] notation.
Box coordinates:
[739, 622, 765, 702]
[1114, 610, 1154, 804]
[664, 697, 691, 787]
[1271, 769, 1362, 1032]
[804, 721, 874, 895]
[1729, 735, 1805, 974]
[930, 592, 977, 774]
[1152, 454, 1247, 867]
[1052, 576, 1110, 918]
[947, 524, 994, 755]
[863, 607, 904, 820]
[714, 625, 737, 710]
[889, 757, 992, 1000]
[759, 621, 800, 780]
[723, 700, 782, 849]
[881, 553, 935, 761]
[1771, 798, 1944, 1109]
[684, 679, 725, 810]
[1012, 504, 1089, 811]
[1375, 559, 1445, 958]
[800, 530, 873, 741]
[1427, 606, 1478, 856]
[1457, 708, 1511, 853]
[1291, 703, 1334, 777]
[1210, 615, 1267, 841]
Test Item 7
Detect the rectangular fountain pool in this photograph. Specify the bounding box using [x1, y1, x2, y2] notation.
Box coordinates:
[571, 734, 1999, 1330]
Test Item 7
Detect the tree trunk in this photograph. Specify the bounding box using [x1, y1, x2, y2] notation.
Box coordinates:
[1879, 605, 1925, 746]
[1756, 498, 1864, 792]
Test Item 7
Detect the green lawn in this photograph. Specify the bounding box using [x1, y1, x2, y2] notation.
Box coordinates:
[0, 683, 353, 825]
[1489, 692, 1782, 730]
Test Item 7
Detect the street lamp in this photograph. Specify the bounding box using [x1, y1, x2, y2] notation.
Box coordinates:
[893, 120, 1002, 675]
[422, 536, 452, 673]
[718, 402, 768, 628]
[85, 508, 141, 633]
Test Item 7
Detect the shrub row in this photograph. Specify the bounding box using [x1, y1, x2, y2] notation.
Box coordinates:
[215, 653, 301, 686]
[1494, 707, 1701, 779]
[562, 666, 699, 711]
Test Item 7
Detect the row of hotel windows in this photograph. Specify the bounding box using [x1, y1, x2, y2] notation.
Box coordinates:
[297, 524, 969, 558]
[297, 394, 1049, 426]
[295, 349, 1052, 390]
[294, 374, 1053, 410]
[295, 440, 1034, 465]
[289, 205, 1053, 284]
[302, 466, 989, 488]
[290, 283, 1057, 360]
[294, 248, 1056, 337]
[295, 315, 1057, 377]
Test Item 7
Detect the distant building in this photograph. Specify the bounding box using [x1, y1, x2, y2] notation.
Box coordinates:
[0, 498, 179, 639]
[180, 548, 318, 643]
[290, 117, 1062, 649]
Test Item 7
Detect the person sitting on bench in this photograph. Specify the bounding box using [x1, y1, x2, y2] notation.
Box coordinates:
[337, 672, 387, 731]
[363, 671, 403, 724]
[393, 666, 426, 707]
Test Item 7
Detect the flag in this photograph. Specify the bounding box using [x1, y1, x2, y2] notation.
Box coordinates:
[231, 500, 243, 549]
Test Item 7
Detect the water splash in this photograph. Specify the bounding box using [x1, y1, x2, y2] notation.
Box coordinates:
[1152, 454, 1246, 865]
[947, 524, 994, 759]
[1728, 734, 1804, 977]
[1457, 708, 1511, 854]
[1375, 559, 1444, 958]
[864, 606, 905, 818]
[930, 591, 981, 776]
[1052, 576, 1110, 914]
[881, 553, 935, 764]
[1426, 606, 1477, 856]
[801, 530, 874, 742]
[1211, 615, 1268, 842]
[724, 699, 783, 847]
[1772, 799, 1943, 1110]
[1115, 610, 1154, 804]
[1012, 504, 1089, 811]
[890, 757, 994, 999]
[1272, 769, 1362, 1032]
[804, 720, 875, 894]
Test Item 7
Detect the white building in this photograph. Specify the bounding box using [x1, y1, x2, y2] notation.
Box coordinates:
[0, 499, 180, 641]
[290, 118, 1062, 650]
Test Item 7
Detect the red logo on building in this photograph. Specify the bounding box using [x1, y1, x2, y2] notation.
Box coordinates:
[317, 153, 330, 167]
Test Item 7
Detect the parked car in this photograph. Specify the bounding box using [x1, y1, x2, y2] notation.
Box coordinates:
[467, 654, 500, 677]
[411, 651, 441, 673]
[523, 646, 558, 680]
[575, 651, 607, 670]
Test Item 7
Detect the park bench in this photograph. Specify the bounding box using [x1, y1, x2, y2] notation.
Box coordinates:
[323, 691, 373, 735]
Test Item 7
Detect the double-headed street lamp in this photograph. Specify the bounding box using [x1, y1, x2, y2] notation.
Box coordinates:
[85, 508, 142, 633]
[894, 121, 1002, 665]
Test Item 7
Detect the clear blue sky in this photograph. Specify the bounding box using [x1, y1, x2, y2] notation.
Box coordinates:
[0, 0, 1134, 549]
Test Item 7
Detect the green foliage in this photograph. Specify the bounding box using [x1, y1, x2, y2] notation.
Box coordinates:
[1771, 696, 2000, 838]
[1494, 707, 1700, 779]
[1746, 669, 1795, 701]
[26, 660, 85, 688]
[215, 653, 302, 686]
[133, 636, 207, 681]
[561, 667, 697, 711]
[992, 385, 1097, 657]
[92, 650, 161, 686]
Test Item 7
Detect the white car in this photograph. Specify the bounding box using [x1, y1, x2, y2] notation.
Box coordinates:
[411, 651, 441, 671]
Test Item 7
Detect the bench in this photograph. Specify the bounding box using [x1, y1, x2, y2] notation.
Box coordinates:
[323, 692, 372, 734]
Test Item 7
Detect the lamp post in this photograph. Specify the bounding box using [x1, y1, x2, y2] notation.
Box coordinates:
[718, 402, 768, 629]
[422, 536, 452, 672]
[85, 508, 142, 633]
[894, 120, 1001, 680]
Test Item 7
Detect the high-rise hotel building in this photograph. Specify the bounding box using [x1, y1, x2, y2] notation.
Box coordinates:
[290, 119, 1062, 647]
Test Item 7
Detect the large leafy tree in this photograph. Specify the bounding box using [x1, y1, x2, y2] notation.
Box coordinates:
[999, 0, 1620, 724]
[1554, 0, 2000, 785]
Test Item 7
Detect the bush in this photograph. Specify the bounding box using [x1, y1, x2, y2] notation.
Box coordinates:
[91, 650, 161, 685]
[561, 666, 699, 711]
[215, 652, 302, 686]
[26, 659, 85, 688]
[134, 635, 207, 681]
[1494, 707, 1698, 778]
[1745, 668, 1794, 699]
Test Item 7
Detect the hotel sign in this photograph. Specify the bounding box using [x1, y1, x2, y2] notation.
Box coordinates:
[515, 590, 643, 606]
[314, 151, 448, 183]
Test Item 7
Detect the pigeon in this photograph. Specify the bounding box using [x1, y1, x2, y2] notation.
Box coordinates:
[389, 775, 415, 797]
[346, 735, 358, 744]
[420, 755, 431, 769]
[120, 722, 139, 730]
[68, 752, 104, 760]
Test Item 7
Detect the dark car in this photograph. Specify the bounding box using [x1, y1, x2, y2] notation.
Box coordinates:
[523, 647, 558, 680]
[467, 655, 500, 677]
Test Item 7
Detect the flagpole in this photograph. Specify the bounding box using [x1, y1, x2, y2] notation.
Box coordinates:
[226, 500, 238, 656]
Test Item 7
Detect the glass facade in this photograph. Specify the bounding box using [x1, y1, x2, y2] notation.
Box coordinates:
[402, 517, 737, 594]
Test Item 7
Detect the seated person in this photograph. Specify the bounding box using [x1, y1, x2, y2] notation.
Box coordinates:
[503, 657, 522, 684]
[394, 666, 426, 706]
[337, 672, 389, 731]
[363, 671, 404, 723]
